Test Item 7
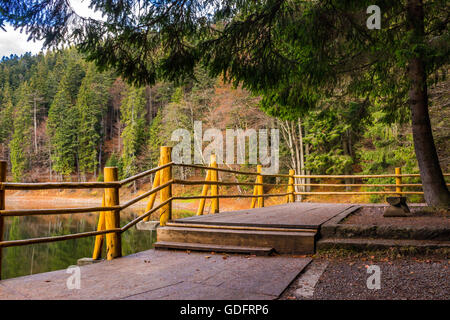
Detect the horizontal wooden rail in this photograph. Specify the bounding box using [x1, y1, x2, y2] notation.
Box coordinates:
[293, 183, 433, 187]
[174, 193, 290, 200]
[173, 179, 288, 187]
[174, 163, 290, 178]
[0, 228, 121, 248]
[293, 173, 450, 179]
[119, 162, 173, 186]
[294, 191, 424, 195]
[1, 181, 121, 190]
[0, 205, 120, 217]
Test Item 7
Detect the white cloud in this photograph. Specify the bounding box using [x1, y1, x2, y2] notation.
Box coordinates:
[69, 0, 104, 20]
[0, 25, 45, 58]
[0, 0, 103, 58]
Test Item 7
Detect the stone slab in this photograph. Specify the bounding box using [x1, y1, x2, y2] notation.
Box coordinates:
[0, 249, 311, 300]
[175, 203, 357, 229]
[154, 241, 274, 255]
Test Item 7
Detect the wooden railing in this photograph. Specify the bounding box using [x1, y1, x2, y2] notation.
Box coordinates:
[0, 146, 449, 278]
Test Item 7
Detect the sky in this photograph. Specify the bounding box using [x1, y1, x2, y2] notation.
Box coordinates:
[0, 0, 102, 58]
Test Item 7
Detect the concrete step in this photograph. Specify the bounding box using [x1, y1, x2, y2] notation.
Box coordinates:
[317, 238, 450, 252]
[157, 226, 317, 254]
[320, 224, 450, 241]
[154, 241, 275, 256]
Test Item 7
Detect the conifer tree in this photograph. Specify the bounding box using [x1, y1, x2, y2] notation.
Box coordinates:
[120, 86, 147, 179]
[76, 64, 113, 179]
[0, 80, 14, 145]
[9, 82, 33, 181]
[46, 52, 86, 179]
[47, 83, 79, 178]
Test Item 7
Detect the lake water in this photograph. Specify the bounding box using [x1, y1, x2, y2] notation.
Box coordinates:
[1, 198, 162, 280]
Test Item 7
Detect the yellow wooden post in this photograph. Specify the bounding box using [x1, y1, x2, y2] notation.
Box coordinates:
[92, 192, 106, 260]
[287, 169, 295, 203]
[395, 167, 402, 196]
[143, 170, 161, 222]
[159, 146, 172, 226]
[0, 161, 6, 279]
[210, 154, 219, 213]
[104, 167, 121, 260]
[197, 169, 212, 215]
[250, 179, 258, 209]
[257, 165, 264, 208]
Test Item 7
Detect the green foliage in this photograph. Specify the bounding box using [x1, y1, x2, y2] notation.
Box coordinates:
[147, 109, 164, 167]
[76, 64, 114, 177]
[47, 81, 79, 178]
[358, 111, 421, 202]
[9, 82, 33, 181]
[120, 86, 148, 179]
[0, 81, 14, 144]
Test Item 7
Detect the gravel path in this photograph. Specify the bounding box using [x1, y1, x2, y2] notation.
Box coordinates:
[282, 258, 450, 300]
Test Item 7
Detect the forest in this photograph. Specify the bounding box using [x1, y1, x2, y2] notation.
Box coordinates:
[1, 1, 449, 207]
[0, 47, 448, 195]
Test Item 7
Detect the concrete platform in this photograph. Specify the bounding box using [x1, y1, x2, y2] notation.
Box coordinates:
[154, 241, 275, 255]
[155, 203, 359, 254]
[157, 225, 317, 254]
[0, 249, 311, 300]
[175, 203, 358, 229]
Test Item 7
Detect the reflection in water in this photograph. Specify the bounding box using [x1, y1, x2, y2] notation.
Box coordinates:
[1, 209, 156, 280]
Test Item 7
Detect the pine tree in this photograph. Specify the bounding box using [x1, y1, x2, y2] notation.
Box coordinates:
[47, 84, 79, 178]
[9, 82, 33, 181]
[120, 86, 147, 179]
[46, 51, 86, 179]
[76, 64, 113, 179]
[0, 80, 14, 145]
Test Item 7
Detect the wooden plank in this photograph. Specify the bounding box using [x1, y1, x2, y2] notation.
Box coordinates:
[157, 226, 316, 254]
[154, 241, 274, 256]
[176, 203, 357, 229]
[166, 222, 316, 233]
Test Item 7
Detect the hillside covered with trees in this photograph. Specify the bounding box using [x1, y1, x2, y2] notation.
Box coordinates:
[1, 0, 448, 206]
[0, 48, 448, 199]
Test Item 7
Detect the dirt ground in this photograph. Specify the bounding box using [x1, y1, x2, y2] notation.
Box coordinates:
[342, 206, 450, 228]
[282, 256, 450, 300]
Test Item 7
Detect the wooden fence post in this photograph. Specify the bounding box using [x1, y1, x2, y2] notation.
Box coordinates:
[92, 192, 105, 260]
[287, 169, 295, 203]
[143, 169, 161, 222]
[104, 167, 121, 260]
[159, 146, 172, 226]
[395, 167, 402, 196]
[197, 169, 211, 215]
[257, 165, 264, 208]
[0, 161, 7, 279]
[210, 154, 219, 213]
[250, 170, 258, 209]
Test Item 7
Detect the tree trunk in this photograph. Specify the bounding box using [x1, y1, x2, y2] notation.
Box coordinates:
[407, 0, 450, 207]
[33, 97, 38, 153]
[304, 122, 311, 192]
[297, 118, 305, 200]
